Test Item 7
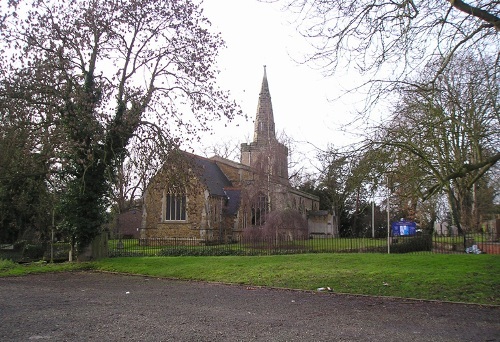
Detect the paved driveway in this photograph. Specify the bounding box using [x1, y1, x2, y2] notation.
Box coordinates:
[0, 272, 498, 341]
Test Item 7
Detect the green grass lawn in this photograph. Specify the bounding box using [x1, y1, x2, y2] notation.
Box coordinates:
[1, 254, 498, 305]
[107, 237, 414, 256]
[108, 234, 480, 256]
[93, 254, 499, 305]
[0, 258, 94, 276]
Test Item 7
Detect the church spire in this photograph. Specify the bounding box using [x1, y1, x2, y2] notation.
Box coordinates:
[240, 66, 289, 182]
[253, 65, 276, 143]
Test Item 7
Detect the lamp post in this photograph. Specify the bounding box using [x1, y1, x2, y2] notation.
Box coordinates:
[50, 207, 55, 263]
[372, 200, 375, 239]
[387, 175, 391, 254]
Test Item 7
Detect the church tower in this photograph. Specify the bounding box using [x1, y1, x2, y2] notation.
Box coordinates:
[241, 67, 289, 184]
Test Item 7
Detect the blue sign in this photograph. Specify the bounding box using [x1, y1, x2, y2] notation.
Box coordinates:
[391, 220, 417, 236]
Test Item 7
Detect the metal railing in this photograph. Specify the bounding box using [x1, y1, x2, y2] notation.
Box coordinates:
[108, 231, 499, 257]
[1, 231, 497, 262]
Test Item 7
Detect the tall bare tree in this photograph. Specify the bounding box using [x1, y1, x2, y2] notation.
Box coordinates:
[268, 0, 498, 80]
[0, 0, 239, 249]
[373, 54, 499, 232]
[268, 0, 499, 223]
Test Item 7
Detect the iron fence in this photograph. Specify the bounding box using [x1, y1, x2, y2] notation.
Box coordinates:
[0, 241, 71, 263]
[1, 231, 497, 262]
[108, 231, 499, 257]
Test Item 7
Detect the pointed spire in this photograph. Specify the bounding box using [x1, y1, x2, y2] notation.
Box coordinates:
[261, 65, 269, 95]
[254, 65, 275, 143]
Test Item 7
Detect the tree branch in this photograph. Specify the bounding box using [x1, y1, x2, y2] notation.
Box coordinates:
[449, 0, 500, 30]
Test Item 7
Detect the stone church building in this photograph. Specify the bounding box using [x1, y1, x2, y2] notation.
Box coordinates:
[141, 68, 333, 242]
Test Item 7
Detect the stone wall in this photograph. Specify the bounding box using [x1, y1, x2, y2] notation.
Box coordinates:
[142, 164, 206, 239]
[142, 153, 320, 242]
[240, 140, 289, 184]
[142, 168, 234, 242]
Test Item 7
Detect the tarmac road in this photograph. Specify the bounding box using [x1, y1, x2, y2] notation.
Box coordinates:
[0, 272, 498, 341]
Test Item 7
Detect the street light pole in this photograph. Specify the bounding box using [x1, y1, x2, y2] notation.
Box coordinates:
[387, 175, 390, 254]
[372, 200, 375, 238]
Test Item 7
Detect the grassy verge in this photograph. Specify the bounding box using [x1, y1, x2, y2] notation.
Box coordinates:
[0, 258, 94, 276]
[95, 254, 499, 305]
[1, 254, 498, 305]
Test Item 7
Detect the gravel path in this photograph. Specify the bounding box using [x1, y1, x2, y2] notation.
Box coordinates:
[0, 272, 498, 341]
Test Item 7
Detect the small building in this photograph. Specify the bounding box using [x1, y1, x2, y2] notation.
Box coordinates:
[113, 207, 142, 239]
[308, 210, 338, 237]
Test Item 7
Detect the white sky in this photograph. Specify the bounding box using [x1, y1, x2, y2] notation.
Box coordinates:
[192, 0, 365, 162]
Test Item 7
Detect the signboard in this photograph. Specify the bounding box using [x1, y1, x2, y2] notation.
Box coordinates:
[391, 220, 417, 236]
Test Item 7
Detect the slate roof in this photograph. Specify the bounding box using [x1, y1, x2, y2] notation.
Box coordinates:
[185, 153, 232, 197]
[223, 188, 241, 216]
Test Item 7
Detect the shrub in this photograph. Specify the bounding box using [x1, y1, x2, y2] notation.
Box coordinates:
[43, 243, 71, 262]
[391, 235, 432, 253]
[13, 240, 27, 252]
[242, 209, 308, 245]
[263, 209, 308, 239]
[158, 246, 248, 257]
[22, 243, 46, 260]
[109, 251, 146, 258]
[0, 258, 17, 271]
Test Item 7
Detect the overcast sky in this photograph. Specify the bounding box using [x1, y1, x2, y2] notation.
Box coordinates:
[193, 0, 364, 161]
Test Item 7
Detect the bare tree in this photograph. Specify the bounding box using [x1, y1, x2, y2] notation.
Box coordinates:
[0, 0, 240, 249]
[268, 0, 499, 219]
[268, 0, 498, 80]
[372, 53, 499, 232]
[201, 141, 241, 161]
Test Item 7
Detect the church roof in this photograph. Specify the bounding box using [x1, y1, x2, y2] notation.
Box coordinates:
[187, 154, 232, 197]
[223, 187, 241, 216]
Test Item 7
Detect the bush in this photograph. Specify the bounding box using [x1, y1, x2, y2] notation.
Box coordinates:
[13, 240, 27, 252]
[43, 243, 71, 262]
[0, 258, 17, 271]
[158, 246, 248, 257]
[22, 243, 47, 260]
[242, 209, 308, 244]
[263, 209, 308, 239]
[391, 235, 432, 253]
[109, 251, 146, 257]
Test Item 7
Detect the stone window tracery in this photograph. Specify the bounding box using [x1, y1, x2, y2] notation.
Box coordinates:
[164, 192, 186, 221]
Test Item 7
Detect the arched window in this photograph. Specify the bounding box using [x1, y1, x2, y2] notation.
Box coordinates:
[165, 192, 186, 221]
[251, 194, 268, 226]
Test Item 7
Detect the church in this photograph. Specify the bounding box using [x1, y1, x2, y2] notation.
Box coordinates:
[140, 68, 334, 242]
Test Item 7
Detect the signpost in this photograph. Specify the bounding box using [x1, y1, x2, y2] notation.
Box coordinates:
[391, 220, 417, 236]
